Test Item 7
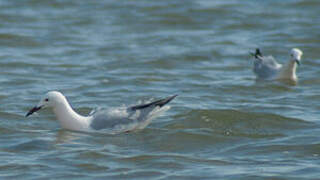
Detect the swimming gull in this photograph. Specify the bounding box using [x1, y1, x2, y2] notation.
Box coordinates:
[26, 91, 177, 133]
[250, 48, 303, 82]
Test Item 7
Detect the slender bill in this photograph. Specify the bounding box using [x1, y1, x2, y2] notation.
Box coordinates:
[26, 106, 42, 117]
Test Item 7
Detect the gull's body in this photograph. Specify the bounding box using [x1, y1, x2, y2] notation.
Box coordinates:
[26, 91, 177, 133]
[251, 48, 303, 82]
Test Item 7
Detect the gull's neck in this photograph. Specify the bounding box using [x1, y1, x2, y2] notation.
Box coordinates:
[277, 59, 297, 81]
[52, 97, 90, 131]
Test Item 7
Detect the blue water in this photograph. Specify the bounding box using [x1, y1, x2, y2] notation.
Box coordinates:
[0, 0, 320, 179]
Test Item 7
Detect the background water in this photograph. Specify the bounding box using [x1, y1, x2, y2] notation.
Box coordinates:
[0, 0, 320, 179]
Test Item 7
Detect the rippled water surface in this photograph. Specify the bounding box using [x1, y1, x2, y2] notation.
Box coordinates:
[1, 0, 320, 179]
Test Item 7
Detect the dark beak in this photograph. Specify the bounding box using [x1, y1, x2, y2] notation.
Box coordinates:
[295, 59, 301, 66]
[26, 106, 42, 117]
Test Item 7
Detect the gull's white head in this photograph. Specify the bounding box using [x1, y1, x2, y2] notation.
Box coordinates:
[26, 91, 66, 117]
[290, 48, 303, 65]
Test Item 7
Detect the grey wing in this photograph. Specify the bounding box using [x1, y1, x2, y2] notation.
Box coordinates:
[90, 95, 177, 131]
[253, 55, 282, 79]
[89, 106, 158, 131]
[90, 112, 133, 130]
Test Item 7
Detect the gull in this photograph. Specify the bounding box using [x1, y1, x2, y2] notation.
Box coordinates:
[250, 48, 303, 82]
[26, 91, 177, 133]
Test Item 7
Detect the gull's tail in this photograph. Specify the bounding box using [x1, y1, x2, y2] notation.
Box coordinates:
[130, 95, 178, 111]
[250, 48, 262, 58]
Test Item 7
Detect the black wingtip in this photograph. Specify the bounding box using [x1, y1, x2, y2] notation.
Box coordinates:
[250, 48, 262, 58]
[130, 95, 178, 111]
[158, 94, 178, 108]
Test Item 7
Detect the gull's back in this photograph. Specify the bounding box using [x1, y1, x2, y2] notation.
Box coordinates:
[252, 49, 282, 79]
[89, 107, 134, 131]
[89, 105, 163, 132]
[89, 95, 176, 132]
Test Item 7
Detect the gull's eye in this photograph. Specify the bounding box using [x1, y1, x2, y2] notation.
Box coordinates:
[45, 98, 49, 102]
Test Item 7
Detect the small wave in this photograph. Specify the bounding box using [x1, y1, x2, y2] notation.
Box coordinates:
[0, 111, 23, 120]
[0, 33, 42, 47]
[168, 109, 313, 138]
[4, 139, 52, 152]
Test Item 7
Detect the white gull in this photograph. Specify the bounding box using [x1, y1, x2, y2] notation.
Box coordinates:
[250, 48, 303, 82]
[26, 91, 177, 133]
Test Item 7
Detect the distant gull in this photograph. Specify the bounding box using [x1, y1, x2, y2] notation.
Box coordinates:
[250, 48, 303, 82]
[26, 91, 177, 133]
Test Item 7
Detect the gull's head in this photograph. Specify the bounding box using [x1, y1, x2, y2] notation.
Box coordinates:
[290, 48, 303, 65]
[26, 91, 66, 117]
